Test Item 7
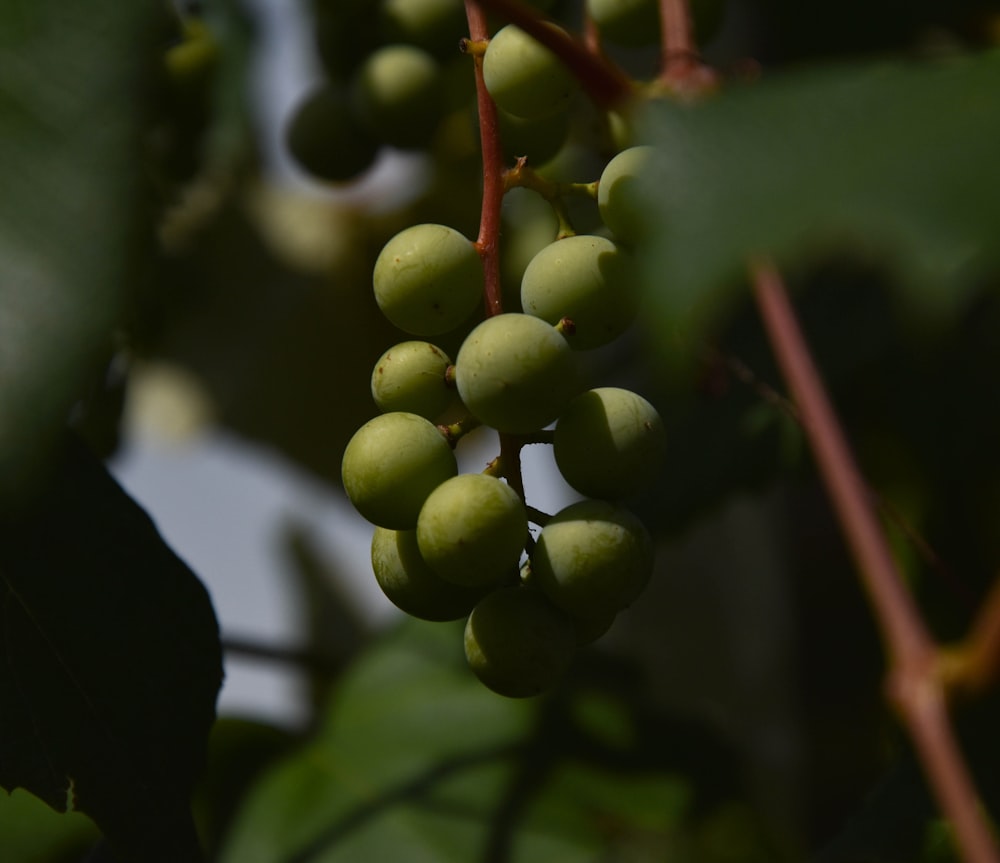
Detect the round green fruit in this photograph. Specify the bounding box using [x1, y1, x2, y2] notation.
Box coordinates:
[454, 313, 580, 433]
[373, 223, 484, 336]
[587, 0, 660, 46]
[520, 235, 638, 350]
[351, 44, 443, 149]
[417, 474, 528, 587]
[464, 586, 577, 698]
[284, 82, 378, 183]
[483, 24, 576, 119]
[554, 387, 666, 498]
[341, 412, 456, 529]
[532, 500, 654, 621]
[370, 341, 456, 419]
[371, 527, 488, 621]
[379, 0, 466, 56]
[597, 145, 661, 246]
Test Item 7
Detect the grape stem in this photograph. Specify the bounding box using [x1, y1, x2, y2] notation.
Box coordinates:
[505, 158, 596, 238]
[656, 0, 718, 95]
[750, 259, 1000, 863]
[470, 0, 633, 110]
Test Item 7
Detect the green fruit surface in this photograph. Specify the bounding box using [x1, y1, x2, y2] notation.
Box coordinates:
[379, 0, 466, 56]
[498, 106, 570, 167]
[373, 223, 484, 336]
[482, 25, 576, 119]
[284, 82, 378, 183]
[371, 527, 488, 621]
[454, 313, 580, 433]
[370, 341, 456, 419]
[464, 586, 577, 698]
[554, 387, 666, 498]
[587, 0, 660, 46]
[520, 235, 638, 350]
[532, 500, 654, 621]
[341, 412, 456, 529]
[597, 145, 661, 246]
[417, 474, 528, 587]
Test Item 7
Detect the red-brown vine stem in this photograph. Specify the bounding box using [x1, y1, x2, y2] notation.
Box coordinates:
[470, 0, 633, 110]
[750, 259, 1000, 863]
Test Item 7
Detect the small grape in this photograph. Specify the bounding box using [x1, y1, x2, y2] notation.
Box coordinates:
[587, 0, 660, 46]
[341, 412, 456, 529]
[370, 341, 457, 419]
[285, 82, 378, 183]
[379, 0, 466, 57]
[483, 25, 576, 120]
[455, 313, 580, 433]
[554, 388, 666, 498]
[371, 527, 488, 621]
[464, 586, 577, 698]
[597, 145, 661, 246]
[520, 235, 638, 350]
[417, 474, 528, 587]
[532, 500, 654, 621]
[351, 44, 443, 149]
[373, 224, 484, 336]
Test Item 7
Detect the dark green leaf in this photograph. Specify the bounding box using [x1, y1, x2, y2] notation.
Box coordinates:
[0, 436, 223, 862]
[0, 1, 157, 501]
[636, 50, 1000, 336]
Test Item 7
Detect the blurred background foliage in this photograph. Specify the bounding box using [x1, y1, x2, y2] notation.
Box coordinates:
[1, 0, 999, 860]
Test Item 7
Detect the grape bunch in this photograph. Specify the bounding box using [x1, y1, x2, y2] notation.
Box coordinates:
[294, 1, 678, 698]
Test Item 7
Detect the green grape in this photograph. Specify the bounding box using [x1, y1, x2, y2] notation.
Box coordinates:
[371, 527, 488, 621]
[498, 106, 570, 167]
[520, 235, 638, 350]
[454, 313, 580, 433]
[597, 145, 661, 246]
[341, 412, 457, 529]
[464, 586, 577, 697]
[483, 24, 576, 120]
[587, 0, 660, 46]
[351, 44, 443, 149]
[554, 387, 666, 498]
[531, 500, 654, 621]
[417, 474, 528, 587]
[379, 0, 467, 57]
[284, 82, 379, 183]
[370, 341, 457, 419]
[373, 224, 484, 336]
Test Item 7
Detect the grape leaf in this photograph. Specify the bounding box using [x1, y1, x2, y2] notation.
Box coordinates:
[635, 49, 1000, 336]
[0, 436, 223, 862]
[0, 0, 157, 501]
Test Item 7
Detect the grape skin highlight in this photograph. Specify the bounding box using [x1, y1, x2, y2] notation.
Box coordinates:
[417, 474, 528, 587]
[373, 224, 484, 336]
[341, 412, 456, 529]
[454, 313, 580, 433]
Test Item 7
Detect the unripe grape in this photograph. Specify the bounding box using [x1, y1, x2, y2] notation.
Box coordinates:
[587, 0, 660, 46]
[341, 412, 456, 529]
[417, 474, 528, 587]
[455, 313, 580, 433]
[373, 224, 484, 336]
[520, 236, 638, 350]
[554, 388, 666, 498]
[370, 341, 456, 419]
[285, 82, 378, 183]
[371, 527, 488, 621]
[351, 45, 442, 149]
[483, 25, 576, 120]
[464, 586, 577, 698]
[597, 145, 661, 246]
[379, 0, 466, 57]
[532, 500, 654, 621]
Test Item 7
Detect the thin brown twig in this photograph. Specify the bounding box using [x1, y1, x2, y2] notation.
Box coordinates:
[750, 259, 999, 863]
